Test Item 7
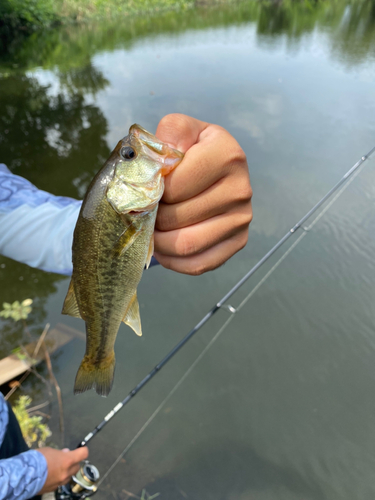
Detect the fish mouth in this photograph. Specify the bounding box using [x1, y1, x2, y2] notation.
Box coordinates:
[129, 123, 184, 175]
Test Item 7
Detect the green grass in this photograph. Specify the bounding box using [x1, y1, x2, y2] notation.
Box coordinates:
[59, 0, 194, 20]
[0, 0, 195, 51]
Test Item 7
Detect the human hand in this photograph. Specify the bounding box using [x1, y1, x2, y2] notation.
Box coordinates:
[154, 114, 253, 275]
[37, 446, 89, 494]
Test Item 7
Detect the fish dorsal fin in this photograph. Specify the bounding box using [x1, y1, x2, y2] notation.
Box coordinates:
[123, 292, 142, 337]
[62, 279, 82, 318]
[145, 235, 154, 269]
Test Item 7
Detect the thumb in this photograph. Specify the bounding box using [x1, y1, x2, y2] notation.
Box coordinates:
[69, 446, 89, 463]
[155, 114, 208, 152]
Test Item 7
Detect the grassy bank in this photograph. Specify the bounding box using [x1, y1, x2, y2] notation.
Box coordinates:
[0, 0, 195, 51]
[1, 0, 371, 53]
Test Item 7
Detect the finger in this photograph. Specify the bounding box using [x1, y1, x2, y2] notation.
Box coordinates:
[68, 446, 89, 465]
[162, 126, 243, 204]
[154, 206, 252, 257]
[155, 113, 208, 152]
[67, 462, 81, 479]
[154, 230, 249, 276]
[156, 176, 251, 231]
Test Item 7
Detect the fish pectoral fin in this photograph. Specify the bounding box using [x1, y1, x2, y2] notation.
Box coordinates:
[145, 235, 154, 269]
[123, 292, 142, 337]
[112, 221, 143, 257]
[62, 279, 82, 318]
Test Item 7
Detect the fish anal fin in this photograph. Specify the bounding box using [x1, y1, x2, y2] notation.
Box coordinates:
[123, 292, 142, 337]
[145, 235, 154, 269]
[62, 279, 82, 319]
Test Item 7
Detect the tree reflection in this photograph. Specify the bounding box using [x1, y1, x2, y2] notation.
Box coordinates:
[0, 55, 110, 353]
[0, 68, 110, 198]
[0, 0, 374, 371]
[1, 1, 375, 70]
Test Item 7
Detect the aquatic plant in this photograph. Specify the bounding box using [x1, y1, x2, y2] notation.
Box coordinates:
[12, 395, 52, 447]
[0, 298, 33, 321]
[1, 297, 65, 446]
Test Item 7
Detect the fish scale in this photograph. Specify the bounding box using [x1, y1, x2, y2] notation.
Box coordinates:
[62, 124, 183, 396]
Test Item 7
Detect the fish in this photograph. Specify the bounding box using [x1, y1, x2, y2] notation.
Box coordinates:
[62, 124, 184, 396]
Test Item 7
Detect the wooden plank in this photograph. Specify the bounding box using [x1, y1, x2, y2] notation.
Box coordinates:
[0, 323, 85, 386]
[53, 322, 86, 341]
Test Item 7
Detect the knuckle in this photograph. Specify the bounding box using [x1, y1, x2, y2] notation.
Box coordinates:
[189, 262, 209, 276]
[235, 183, 253, 203]
[233, 206, 253, 230]
[243, 204, 253, 225]
[237, 228, 249, 251]
[228, 144, 247, 166]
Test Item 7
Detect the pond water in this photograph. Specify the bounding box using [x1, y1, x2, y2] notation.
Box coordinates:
[1, 1, 375, 498]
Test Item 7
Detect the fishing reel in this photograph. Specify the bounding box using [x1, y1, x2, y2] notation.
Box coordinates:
[55, 461, 100, 499]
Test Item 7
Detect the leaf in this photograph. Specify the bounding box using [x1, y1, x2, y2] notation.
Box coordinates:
[11, 311, 21, 321]
[22, 299, 33, 307]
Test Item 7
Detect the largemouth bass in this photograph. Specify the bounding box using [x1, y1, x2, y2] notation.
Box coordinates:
[62, 124, 183, 396]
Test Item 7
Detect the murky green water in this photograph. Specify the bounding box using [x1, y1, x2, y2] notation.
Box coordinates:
[1, 1, 375, 498]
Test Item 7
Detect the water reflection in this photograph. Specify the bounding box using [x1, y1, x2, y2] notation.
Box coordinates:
[0, 63, 109, 353]
[0, 256, 66, 357]
[0, 70, 110, 198]
[1, 1, 375, 70]
[0, 2, 375, 497]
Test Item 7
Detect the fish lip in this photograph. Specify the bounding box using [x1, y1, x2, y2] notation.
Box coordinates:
[128, 123, 184, 174]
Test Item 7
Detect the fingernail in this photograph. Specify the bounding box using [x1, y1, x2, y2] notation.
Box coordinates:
[62, 448, 70, 452]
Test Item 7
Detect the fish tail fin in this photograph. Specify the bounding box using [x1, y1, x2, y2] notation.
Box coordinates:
[74, 353, 115, 397]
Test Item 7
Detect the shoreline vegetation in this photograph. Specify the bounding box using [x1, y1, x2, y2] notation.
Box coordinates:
[1, 0, 368, 53]
[0, 0, 196, 51]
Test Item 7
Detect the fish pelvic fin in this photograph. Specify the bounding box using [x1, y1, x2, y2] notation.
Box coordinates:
[74, 352, 115, 397]
[62, 279, 82, 319]
[123, 292, 142, 337]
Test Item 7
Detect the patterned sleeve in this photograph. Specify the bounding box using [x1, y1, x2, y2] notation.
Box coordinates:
[0, 450, 48, 500]
[0, 163, 81, 276]
[0, 397, 48, 500]
[0, 164, 158, 275]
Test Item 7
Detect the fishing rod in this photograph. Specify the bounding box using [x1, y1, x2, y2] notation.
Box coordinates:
[56, 145, 375, 499]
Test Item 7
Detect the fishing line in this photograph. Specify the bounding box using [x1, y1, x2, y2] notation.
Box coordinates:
[77, 145, 375, 487]
[99, 157, 367, 485]
[98, 231, 306, 487]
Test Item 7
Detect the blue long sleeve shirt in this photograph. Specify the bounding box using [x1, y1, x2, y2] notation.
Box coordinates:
[0, 163, 82, 275]
[0, 164, 157, 274]
[0, 394, 48, 500]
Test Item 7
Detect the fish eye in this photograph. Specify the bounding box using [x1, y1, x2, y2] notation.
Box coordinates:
[120, 146, 136, 160]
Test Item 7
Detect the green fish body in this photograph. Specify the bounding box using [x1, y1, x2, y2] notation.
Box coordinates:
[62, 124, 183, 396]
